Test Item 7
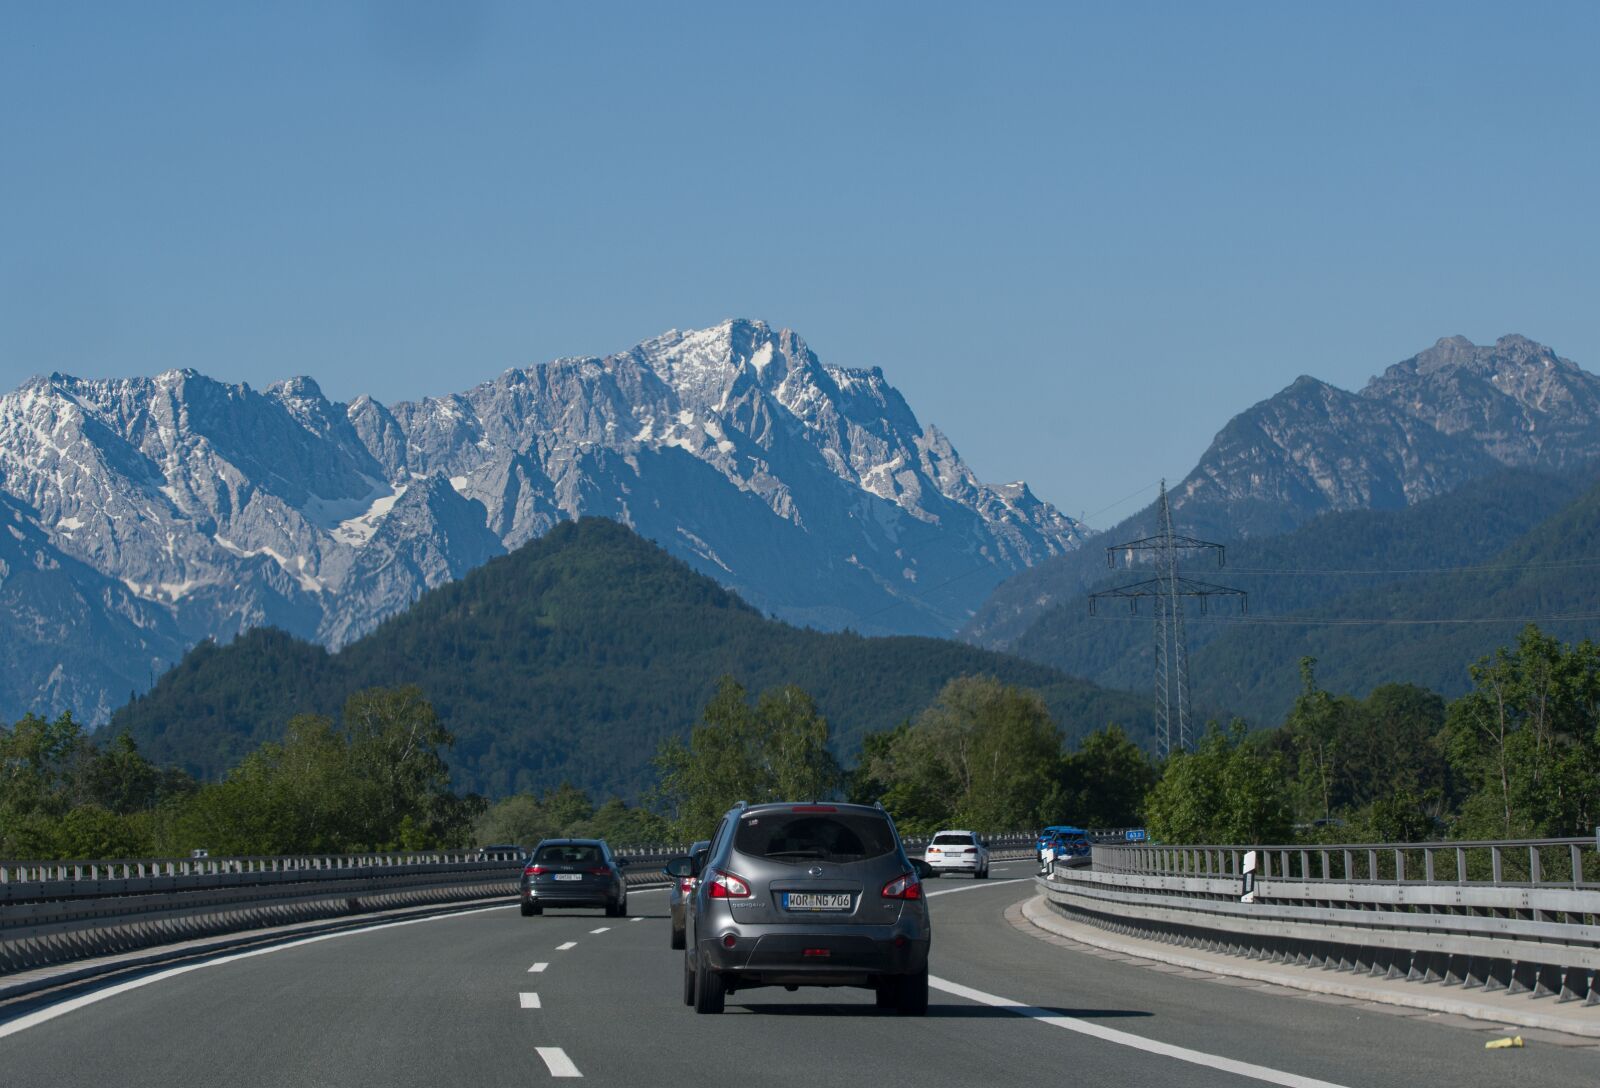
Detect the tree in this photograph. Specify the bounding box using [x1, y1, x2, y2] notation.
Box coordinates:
[1282, 659, 1345, 823]
[1144, 721, 1293, 844]
[161, 687, 474, 856]
[859, 676, 1062, 836]
[1444, 626, 1600, 838]
[342, 686, 461, 849]
[655, 678, 843, 839]
[1051, 725, 1157, 828]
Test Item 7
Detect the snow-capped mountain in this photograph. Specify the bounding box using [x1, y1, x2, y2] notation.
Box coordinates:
[0, 319, 1084, 720]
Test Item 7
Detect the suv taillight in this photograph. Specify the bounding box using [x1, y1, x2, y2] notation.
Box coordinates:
[523, 864, 545, 876]
[881, 872, 922, 900]
[706, 869, 752, 898]
[588, 866, 611, 875]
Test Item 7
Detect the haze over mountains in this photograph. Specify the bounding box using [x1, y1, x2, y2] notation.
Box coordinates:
[968, 335, 1600, 648]
[5, 325, 1597, 745]
[0, 319, 1082, 721]
[971, 334, 1600, 721]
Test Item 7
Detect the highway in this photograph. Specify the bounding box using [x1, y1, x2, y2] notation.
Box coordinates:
[0, 860, 1593, 1086]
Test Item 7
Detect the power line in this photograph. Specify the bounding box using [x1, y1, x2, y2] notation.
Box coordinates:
[1088, 481, 1246, 760]
[1092, 611, 1600, 626]
[1215, 557, 1600, 576]
[1077, 479, 1162, 527]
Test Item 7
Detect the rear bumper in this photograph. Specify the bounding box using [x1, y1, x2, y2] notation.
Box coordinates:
[696, 925, 929, 986]
[926, 856, 980, 871]
[523, 883, 618, 906]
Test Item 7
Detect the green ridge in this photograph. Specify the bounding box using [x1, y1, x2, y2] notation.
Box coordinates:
[113, 519, 1150, 798]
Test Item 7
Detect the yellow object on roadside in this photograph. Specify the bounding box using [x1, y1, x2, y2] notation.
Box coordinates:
[1484, 1036, 1524, 1050]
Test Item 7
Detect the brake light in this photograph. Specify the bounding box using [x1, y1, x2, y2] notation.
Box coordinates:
[706, 869, 752, 898]
[523, 864, 545, 876]
[588, 866, 611, 875]
[963, 848, 977, 854]
[881, 872, 922, 900]
[928, 847, 941, 854]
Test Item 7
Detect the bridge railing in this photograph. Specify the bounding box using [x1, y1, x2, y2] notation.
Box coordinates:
[1092, 836, 1599, 888]
[1040, 835, 1600, 1007]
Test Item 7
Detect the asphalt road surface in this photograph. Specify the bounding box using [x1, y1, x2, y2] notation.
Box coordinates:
[1, 860, 1593, 1086]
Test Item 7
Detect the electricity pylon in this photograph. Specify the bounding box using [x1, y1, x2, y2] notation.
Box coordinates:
[1089, 481, 1246, 760]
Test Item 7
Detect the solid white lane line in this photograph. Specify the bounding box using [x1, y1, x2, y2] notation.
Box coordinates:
[0, 902, 516, 1041]
[519, 992, 542, 1009]
[631, 916, 644, 922]
[924, 879, 1023, 898]
[929, 976, 1350, 1088]
[589, 927, 610, 934]
[529, 962, 549, 973]
[536, 1046, 583, 1078]
[556, 941, 577, 950]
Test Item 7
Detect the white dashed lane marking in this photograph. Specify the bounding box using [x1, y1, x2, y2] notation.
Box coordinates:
[529, 962, 548, 973]
[556, 941, 577, 951]
[536, 1046, 583, 1077]
[518, 992, 542, 1009]
[631, 916, 644, 922]
[589, 927, 610, 934]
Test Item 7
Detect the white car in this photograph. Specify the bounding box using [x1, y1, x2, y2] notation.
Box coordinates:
[923, 830, 989, 879]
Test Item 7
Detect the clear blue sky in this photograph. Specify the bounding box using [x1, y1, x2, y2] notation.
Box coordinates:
[4, 2, 1597, 525]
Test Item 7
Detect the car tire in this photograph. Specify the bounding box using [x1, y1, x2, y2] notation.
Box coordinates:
[682, 951, 697, 1006]
[976, 866, 988, 880]
[693, 956, 725, 1014]
[521, 902, 541, 916]
[874, 981, 897, 1009]
[896, 967, 929, 1016]
[671, 924, 686, 951]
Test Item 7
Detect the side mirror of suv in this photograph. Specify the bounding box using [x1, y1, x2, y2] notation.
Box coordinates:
[663, 855, 695, 878]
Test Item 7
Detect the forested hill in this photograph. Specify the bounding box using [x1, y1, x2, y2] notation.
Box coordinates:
[111, 518, 1149, 799]
[1191, 466, 1600, 719]
[1005, 462, 1600, 724]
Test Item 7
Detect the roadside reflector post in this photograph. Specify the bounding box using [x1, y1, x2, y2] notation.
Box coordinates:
[1241, 849, 1258, 904]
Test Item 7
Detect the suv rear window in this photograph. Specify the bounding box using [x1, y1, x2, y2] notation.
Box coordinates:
[535, 844, 602, 864]
[735, 809, 897, 864]
[932, 833, 973, 845]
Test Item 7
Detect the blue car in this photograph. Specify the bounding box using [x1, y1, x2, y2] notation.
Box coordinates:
[1037, 827, 1091, 866]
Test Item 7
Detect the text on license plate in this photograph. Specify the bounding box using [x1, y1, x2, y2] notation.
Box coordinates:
[784, 893, 852, 911]
[554, 873, 583, 881]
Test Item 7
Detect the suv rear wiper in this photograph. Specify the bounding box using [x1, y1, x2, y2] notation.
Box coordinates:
[765, 849, 828, 859]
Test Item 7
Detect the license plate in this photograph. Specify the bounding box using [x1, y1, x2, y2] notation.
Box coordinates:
[784, 893, 852, 911]
[554, 873, 582, 881]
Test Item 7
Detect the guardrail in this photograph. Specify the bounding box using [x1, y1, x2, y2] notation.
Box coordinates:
[1041, 836, 1600, 1008]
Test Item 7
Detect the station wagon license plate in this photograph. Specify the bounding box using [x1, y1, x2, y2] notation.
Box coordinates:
[554, 873, 582, 881]
[784, 892, 851, 911]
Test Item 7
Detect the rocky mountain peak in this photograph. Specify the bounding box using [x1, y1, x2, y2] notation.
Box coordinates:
[1362, 334, 1600, 468]
[0, 319, 1083, 720]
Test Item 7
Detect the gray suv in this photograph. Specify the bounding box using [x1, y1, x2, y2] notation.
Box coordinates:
[666, 801, 930, 1015]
